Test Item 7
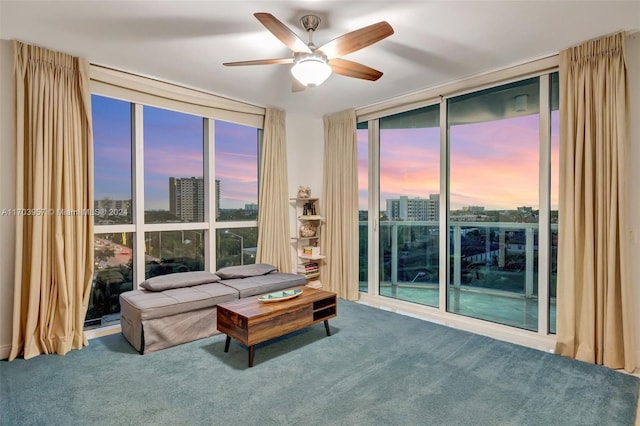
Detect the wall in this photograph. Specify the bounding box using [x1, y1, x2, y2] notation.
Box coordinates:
[0, 40, 16, 358]
[285, 111, 324, 272]
[0, 36, 639, 364]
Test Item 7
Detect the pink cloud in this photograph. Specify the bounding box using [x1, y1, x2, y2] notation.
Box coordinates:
[216, 151, 258, 208]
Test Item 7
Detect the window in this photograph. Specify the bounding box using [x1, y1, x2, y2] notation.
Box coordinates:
[378, 106, 440, 308]
[549, 71, 560, 334]
[144, 230, 204, 279]
[448, 77, 541, 330]
[87, 232, 133, 327]
[216, 227, 258, 269]
[357, 121, 369, 292]
[88, 94, 134, 327]
[88, 94, 262, 329]
[214, 121, 259, 222]
[143, 106, 204, 224]
[93, 95, 132, 225]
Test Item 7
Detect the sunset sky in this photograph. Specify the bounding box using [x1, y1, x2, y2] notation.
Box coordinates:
[93, 95, 258, 211]
[358, 111, 559, 211]
[94, 94, 558, 214]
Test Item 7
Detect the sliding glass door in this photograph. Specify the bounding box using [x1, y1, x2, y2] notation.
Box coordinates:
[360, 69, 559, 335]
[378, 106, 440, 308]
[448, 77, 541, 330]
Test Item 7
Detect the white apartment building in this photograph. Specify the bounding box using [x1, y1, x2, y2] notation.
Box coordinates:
[386, 194, 439, 221]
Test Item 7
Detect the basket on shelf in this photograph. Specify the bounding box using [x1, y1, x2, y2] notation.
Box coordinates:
[299, 223, 317, 237]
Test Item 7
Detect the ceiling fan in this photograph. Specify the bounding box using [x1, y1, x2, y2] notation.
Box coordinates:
[223, 13, 394, 91]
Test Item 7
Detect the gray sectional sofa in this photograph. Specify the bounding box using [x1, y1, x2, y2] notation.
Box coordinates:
[119, 264, 306, 354]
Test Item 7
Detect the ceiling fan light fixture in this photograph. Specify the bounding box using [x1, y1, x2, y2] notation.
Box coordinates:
[223, 13, 393, 91]
[291, 56, 332, 87]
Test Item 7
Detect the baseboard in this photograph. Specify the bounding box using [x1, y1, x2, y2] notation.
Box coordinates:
[85, 324, 121, 340]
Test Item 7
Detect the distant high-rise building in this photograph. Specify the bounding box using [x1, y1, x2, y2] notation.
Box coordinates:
[244, 203, 258, 211]
[462, 205, 485, 213]
[94, 198, 131, 211]
[169, 177, 204, 221]
[386, 194, 439, 221]
[426, 194, 439, 221]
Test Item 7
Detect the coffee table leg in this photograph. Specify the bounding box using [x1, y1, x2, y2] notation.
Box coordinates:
[324, 320, 331, 336]
[248, 345, 255, 368]
[224, 335, 231, 352]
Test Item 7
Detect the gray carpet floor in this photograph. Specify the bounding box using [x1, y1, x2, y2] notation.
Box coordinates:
[1, 299, 638, 426]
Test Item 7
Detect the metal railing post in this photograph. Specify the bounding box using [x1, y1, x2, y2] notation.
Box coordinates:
[391, 222, 398, 295]
[525, 227, 534, 298]
[453, 224, 461, 289]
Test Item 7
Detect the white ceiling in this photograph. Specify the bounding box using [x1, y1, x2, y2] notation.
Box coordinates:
[1, 1, 639, 116]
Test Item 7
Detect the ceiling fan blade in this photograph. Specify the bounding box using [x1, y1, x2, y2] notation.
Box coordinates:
[292, 78, 306, 92]
[254, 13, 312, 53]
[319, 21, 394, 59]
[328, 58, 383, 81]
[223, 58, 294, 66]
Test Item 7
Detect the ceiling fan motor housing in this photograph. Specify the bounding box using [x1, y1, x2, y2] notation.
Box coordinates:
[300, 15, 321, 32]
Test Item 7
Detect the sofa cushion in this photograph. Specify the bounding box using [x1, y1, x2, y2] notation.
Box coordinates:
[220, 272, 306, 298]
[215, 263, 277, 279]
[140, 271, 221, 292]
[120, 283, 238, 320]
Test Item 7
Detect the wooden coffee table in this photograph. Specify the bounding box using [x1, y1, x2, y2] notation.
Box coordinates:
[216, 286, 337, 367]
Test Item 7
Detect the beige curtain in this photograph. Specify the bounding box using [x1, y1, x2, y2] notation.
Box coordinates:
[555, 32, 634, 371]
[320, 110, 359, 300]
[255, 108, 291, 273]
[10, 41, 94, 360]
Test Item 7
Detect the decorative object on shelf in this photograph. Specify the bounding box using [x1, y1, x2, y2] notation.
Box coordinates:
[299, 223, 317, 237]
[303, 246, 321, 257]
[297, 185, 311, 199]
[258, 289, 303, 303]
[302, 201, 317, 216]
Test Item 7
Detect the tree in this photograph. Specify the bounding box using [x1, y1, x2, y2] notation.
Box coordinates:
[95, 246, 115, 266]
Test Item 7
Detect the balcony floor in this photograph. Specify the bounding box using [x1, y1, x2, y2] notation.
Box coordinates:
[371, 284, 556, 333]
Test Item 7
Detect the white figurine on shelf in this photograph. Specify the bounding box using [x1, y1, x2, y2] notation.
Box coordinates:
[297, 185, 311, 199]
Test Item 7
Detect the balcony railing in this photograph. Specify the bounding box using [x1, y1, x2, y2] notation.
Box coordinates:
[360, 219, 557, 332]
[361, 220, 558, 300]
